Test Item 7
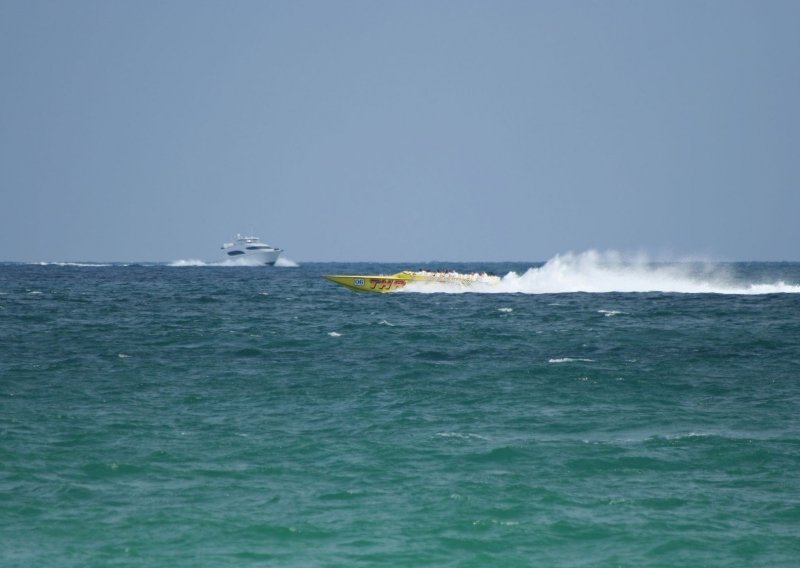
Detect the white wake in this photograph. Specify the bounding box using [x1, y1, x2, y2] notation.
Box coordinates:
[274, 257, 299, 267]
[405, 251, 800, 295]
[34, 262, 113, 267]
[169, 256, 299, 267]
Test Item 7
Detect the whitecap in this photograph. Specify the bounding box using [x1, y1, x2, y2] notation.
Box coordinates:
[598, 309, 623, 317]
[662, 432, 713, 440]
[548, 357, 595, 363]
[328, 331, 342, 337]
[435, 432, 489, 441]
[497, 307, 513, 313]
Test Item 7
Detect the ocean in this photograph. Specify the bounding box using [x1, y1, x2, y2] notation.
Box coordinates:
[2, 255, 800, 566]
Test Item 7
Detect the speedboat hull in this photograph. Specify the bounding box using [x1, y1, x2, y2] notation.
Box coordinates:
[324, 273, 412, 293]
[324, 271, 500, 293]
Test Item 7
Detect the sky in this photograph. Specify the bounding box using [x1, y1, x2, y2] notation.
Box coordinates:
[1, 0, 798, 263]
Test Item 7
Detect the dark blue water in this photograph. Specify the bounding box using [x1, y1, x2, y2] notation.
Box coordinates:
[2, 261, 799, 566]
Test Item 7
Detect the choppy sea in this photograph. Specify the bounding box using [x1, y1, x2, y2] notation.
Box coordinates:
[2, 255, 800, 567]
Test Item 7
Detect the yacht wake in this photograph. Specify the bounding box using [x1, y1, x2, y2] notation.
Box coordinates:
[169, 257, 299, 267]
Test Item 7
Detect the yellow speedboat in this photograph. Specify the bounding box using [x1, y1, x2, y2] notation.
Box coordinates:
[324, 270, 500, 293]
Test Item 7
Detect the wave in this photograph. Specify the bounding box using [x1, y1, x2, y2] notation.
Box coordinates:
[405, 251, 800, 295]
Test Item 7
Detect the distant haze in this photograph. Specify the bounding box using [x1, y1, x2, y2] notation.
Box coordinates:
[1, 1, 798, 262]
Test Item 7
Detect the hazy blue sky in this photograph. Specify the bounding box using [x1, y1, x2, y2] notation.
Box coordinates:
[1, 1, 798, 262]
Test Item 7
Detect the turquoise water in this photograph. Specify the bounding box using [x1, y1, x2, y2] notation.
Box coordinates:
[2, 260, 800, 566]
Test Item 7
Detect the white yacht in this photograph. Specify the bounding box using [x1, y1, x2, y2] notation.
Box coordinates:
[220, 234, 282, 265]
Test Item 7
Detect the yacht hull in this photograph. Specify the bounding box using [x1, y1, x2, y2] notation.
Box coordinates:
[221, 234, 282, 265]
[225, 250, 282, 265]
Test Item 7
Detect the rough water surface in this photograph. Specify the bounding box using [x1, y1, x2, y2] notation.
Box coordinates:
[2, 261, 800, 567]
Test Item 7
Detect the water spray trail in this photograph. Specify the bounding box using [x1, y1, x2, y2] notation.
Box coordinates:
[405, 251, 800, 295]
